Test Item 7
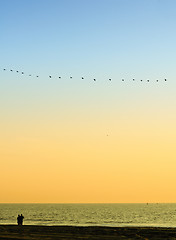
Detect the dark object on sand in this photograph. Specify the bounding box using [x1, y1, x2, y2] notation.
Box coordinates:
[17, 214, 24, 225]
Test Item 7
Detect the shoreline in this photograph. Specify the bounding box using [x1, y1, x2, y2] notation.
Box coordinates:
[1, 225, 176, 239]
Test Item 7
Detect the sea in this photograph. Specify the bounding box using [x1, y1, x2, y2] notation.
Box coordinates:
[1, 203, 176, 228]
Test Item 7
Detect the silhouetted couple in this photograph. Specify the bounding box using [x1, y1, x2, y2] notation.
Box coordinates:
[17, 214, 24, 225]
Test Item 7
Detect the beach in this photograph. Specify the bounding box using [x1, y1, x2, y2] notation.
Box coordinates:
[0, 225, 176, 240]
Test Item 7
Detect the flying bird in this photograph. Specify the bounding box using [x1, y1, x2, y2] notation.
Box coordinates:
[2, 67, 164, 85]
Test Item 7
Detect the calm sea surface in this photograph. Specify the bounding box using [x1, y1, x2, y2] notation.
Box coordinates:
[0, 203, 176, 227]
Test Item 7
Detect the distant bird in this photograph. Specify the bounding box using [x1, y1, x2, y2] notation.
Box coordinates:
[29, 74, 31, 76]
[49, 76, 52, 78]
[36, 75, 39, 78]
[70, 76, 72, 79]
[10, 69, 13, 72]
[140, 80, 143, 82]
[82, 77, 84, 79]
[59, 76, 61, 79]
[156, 79, 159, 82]
[16, 70, 19, 73]
[122, 79, 124, 81]
[109, 78, 111, 81]
[133, 78, 135, 81]
[165, 78, 167, 81]
[93, 79, 96, 81]
[22, 72, 24, 74]
[147, 79, 149, 82]
[3, 69, 6, 71]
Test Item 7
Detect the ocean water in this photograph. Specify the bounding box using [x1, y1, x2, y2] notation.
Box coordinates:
[0, 203, 176, 228]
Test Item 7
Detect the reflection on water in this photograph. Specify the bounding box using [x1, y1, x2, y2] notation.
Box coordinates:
[0, 203, 176, 227]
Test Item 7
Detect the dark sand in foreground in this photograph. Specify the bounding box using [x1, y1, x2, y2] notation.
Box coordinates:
[0, 225, 176, 240]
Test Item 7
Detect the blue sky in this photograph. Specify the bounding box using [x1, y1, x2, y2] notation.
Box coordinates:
[1, 0, 176, 80]
[0, 0, 174, 112]
[1, 0, 175, 127]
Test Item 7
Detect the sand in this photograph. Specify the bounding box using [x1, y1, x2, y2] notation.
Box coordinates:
[0, 225, 176, 240]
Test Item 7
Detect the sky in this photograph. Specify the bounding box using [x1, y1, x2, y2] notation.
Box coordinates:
[0, 0, 176, 203]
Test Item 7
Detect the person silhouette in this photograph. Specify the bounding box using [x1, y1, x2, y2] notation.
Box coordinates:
[17, 214, 20, 225]
[20, 214, 24, 225]
[17, 214, 24, 225]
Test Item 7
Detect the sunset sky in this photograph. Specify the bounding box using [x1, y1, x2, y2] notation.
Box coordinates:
[1, 0, 176, 203]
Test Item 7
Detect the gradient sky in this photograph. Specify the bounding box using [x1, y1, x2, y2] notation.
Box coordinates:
[1, 0, 176, 203]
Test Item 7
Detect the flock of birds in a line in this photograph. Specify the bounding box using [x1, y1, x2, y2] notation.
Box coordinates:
[2, 68, 167, 83]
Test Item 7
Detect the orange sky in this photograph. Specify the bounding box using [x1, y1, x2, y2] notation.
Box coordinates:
[1, 80, 175, 203]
